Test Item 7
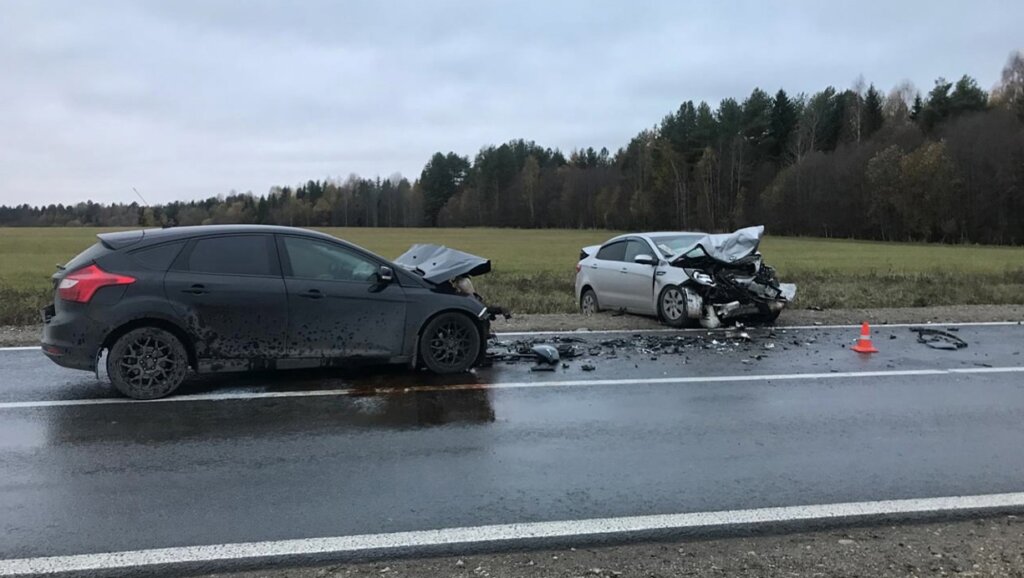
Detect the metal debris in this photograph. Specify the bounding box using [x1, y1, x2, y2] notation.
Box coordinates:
[910, 327, 968, 350]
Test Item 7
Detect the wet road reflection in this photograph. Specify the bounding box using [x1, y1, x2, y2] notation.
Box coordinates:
[41, 387, 496, 445]
[171, 363, 490, 395]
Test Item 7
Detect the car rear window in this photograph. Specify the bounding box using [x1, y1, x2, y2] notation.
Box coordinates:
[596, 241, 627, 261]
[129, 241, 185, 271]
[187, 235, 275, 276]
[63, 242, 112, 272]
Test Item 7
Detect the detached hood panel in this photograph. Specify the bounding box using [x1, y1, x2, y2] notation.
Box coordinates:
[394, 244, 491, 284]
[670, 225, 764, 265]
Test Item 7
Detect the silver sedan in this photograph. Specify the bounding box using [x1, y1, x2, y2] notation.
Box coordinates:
[574, 228, 795, 328]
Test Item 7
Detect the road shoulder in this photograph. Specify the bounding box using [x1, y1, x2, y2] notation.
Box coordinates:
[210, 515, 1024, 577]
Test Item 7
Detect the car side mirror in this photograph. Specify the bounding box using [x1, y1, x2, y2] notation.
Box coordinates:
[377, 265, 394, 283]
[634, 254, 656, 266]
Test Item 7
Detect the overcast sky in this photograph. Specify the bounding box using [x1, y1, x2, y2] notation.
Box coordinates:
[1, 1, 1021, 206]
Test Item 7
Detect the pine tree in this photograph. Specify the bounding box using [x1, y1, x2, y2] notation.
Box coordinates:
[949, 75, 988, 115]
[768, 89, 798, 163]
[862, 84, 885, 138]
[910, 94, 923, 122]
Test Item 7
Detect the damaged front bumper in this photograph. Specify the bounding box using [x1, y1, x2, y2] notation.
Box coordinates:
[668, 226, 796, 327]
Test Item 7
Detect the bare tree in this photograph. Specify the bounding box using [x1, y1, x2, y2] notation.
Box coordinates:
[993, 50, 1024, 119]
[851, 74, 866, 142]
[884, 80, 917, 124]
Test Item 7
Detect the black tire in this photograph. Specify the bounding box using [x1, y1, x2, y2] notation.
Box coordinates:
[658, 285, 692, 328]
[419, 313, 482, 374]
[107, 327, 189, 399]
[580, 288, 600, 316]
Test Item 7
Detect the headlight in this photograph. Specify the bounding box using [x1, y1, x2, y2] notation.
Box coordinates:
[690, 270, 715, 286]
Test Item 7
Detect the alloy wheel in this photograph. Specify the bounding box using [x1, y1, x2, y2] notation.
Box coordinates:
[428, 320, 472, 369]
[117, 335, 181, 395]
[661, 288, 685, 320]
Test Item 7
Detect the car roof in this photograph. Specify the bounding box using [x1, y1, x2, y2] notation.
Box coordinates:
[603, 231, 706, 244]
[97, 225, 339, 250]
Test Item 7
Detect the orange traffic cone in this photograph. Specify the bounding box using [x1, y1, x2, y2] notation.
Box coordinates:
[851, 322, 879, 354]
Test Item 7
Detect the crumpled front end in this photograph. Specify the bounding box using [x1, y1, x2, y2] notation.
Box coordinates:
[669, 226, 796, 327]
[394, 244, 492, 284]
[394, 244, 510, 321]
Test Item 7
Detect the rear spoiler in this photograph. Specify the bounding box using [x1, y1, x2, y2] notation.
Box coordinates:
[579, 245, 600, 260]
[97, 230, 146, 250]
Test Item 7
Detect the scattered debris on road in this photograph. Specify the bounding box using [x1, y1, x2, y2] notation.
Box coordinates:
[487, 328, 791, 370]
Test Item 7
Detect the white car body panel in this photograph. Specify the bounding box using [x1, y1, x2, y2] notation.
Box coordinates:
[574, 233, 697, 318]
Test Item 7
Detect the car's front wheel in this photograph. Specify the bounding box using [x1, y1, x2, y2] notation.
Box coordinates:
[107, 327, 189, 399]
[658, 285, 692, 328]
[419, 313, 482, 374]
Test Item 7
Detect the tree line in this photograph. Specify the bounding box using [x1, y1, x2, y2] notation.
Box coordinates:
[3, 51, 1023, 245]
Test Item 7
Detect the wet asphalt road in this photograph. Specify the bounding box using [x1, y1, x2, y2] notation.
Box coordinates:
[1, 324, 1023, 562]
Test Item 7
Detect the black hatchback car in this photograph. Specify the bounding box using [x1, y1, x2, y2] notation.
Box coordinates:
[42, 225, 495, 399]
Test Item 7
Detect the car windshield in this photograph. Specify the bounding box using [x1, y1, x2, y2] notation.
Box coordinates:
[648, 234, 705, 257]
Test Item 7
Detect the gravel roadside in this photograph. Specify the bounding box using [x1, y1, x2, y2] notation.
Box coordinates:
[208, 515, 1024, 578]
[5, 304, 1023, 347]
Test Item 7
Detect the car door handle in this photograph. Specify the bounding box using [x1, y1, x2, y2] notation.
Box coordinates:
[620, 268, 628, 273]
[181, 284, 208, 295]
[590, 264, 597, 269]
[300, 289, 324, 299]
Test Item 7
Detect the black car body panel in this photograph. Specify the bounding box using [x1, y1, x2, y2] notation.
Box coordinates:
[42, 225, 491, 377]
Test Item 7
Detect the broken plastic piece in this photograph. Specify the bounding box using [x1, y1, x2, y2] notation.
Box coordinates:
[531, 344, 560, 364]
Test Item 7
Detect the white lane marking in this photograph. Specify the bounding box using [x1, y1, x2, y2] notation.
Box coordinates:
[0, 346, 38, 352]
[494, 320, 1023, 337]
[2, 491, 1023, 575]
[1, 366, 1022, 411]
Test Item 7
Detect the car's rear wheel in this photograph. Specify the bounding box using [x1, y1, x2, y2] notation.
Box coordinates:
[420, 313, 482, 374]
[107, 327, 189, 399]
[580, 288, 600, 316]
[658, 285, 691, 328]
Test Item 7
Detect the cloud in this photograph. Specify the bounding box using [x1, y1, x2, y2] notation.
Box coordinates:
[1, 0, 1020, 205]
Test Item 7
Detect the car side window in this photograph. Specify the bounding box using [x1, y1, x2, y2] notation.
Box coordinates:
[282, 236, 379, 282]
[130, 241, 185, 271]
[623, 240, 651, 263]
[596, 241, 627, 261]
[187, 235, 274, 276]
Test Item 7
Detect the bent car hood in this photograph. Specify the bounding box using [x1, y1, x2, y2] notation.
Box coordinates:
[669, 225, 765, 265]
[394, 244, 492, 284]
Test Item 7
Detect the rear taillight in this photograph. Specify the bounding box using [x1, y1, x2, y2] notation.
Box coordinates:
[575, 263, 582, 273]
[58, 264, 135, 303]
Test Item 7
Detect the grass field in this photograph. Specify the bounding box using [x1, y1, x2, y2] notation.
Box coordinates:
[2, 227, 1024, 325]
